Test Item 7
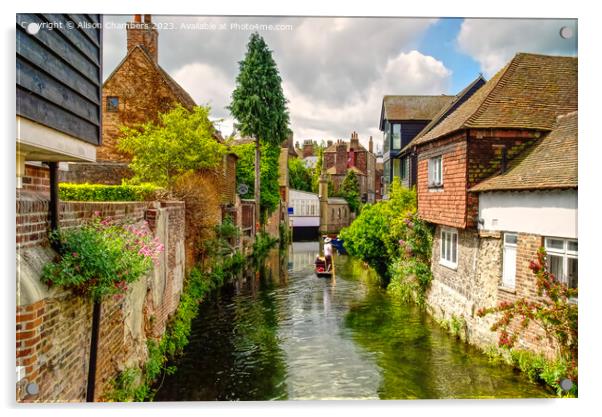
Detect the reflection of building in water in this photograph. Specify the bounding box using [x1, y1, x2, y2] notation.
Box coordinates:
[289, 241, 320, 271]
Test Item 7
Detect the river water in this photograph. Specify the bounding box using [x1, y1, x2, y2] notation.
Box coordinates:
[154, 241, 552, 401]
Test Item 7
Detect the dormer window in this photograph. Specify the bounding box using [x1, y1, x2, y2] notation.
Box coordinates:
[106, 96, 119, 112]
[428, 156, 443, 188]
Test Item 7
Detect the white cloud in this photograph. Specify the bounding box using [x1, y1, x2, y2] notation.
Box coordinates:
[284, 50, 451, 147]
[172, 62, 234, 115]
[457, 19, 577, 76]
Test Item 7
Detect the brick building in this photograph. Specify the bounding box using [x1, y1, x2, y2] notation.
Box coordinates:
[323, 132, 377, 203]
[412, 53, 577, 355]
[98, 14, 196, 163]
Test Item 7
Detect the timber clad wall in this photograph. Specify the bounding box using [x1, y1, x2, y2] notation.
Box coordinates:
[16, 198, 185, 402]
[16, 14, 102, 145]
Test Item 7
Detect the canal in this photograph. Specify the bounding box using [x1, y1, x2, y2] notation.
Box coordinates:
[154, 241, 552, 401]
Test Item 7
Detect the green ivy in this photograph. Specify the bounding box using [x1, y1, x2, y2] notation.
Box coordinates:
[59, 183, 161, 202]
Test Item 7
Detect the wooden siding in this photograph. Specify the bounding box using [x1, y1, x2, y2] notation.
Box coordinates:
[16, 14, 102, 145]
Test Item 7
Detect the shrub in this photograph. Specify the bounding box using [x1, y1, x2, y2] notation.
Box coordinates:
[477, 247, 578, 383]
[42, 215, 164, 301]
[59, 183, 160, 202]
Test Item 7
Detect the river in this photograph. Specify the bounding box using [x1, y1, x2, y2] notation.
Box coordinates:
[154, 241, 552, 401]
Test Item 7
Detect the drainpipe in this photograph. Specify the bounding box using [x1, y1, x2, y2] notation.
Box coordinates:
[47, 162, 61, 251]
[86, 301, 102, 402]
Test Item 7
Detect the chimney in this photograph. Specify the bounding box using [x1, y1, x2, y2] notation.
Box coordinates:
[335, 140, 347, 175]
[350, 131, 359, 150]
[369, 136, 373, 153]
[303, 139, 314, 157]
[327, 140, 333, 148]
[127, 14, 158, 62]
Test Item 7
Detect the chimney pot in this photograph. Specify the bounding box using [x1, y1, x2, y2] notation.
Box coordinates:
[144, 14, 152, 23]
[134, 14, 142, 23]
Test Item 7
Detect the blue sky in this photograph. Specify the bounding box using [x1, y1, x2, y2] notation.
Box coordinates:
[417, 18, 482, 94]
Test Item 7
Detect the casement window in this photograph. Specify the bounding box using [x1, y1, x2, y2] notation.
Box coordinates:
[401, 157, 409, 180]
[440, 227, 458, 269]
[383, 121, 390, 153]
[393, 158, 401, 179]
[106, 96, 119, 112]
[392, 123, 402, 149]
[502, 233, 518, 289]
[428, 156, 443, 187]
[545, 238, 578, 289]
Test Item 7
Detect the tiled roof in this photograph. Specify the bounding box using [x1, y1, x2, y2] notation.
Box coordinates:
[380, 95, 453, 129]
[414, 53, 577, 146]
[401, 75, 486, 153]
[471, 111, 577, 192]
[105, 45, 196, 110]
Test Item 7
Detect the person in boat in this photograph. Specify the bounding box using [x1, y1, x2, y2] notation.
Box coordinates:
[324, 237, 333, 271]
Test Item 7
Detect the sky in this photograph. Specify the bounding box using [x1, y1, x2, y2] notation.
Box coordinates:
[103, 15, 577, 151]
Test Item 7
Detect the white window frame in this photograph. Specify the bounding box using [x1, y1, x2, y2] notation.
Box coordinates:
[440, 227, 458, 269]
[544, 237, 578, 290]
[501, 233, 518, 289]
[428, 156, 443, 188]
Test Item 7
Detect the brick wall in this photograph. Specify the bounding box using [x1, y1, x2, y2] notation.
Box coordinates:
[417, 132, 468, 228]
[16, 196, 186, 402]
[417, 129, 539, 229]
[22, 164, 50, 193]
[60, 162, 133, 185]
[99, 47, 188, 162]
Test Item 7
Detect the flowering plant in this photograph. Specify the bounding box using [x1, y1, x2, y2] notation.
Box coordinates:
[477, 247, 577, 380]
[42, 213, 164, 301]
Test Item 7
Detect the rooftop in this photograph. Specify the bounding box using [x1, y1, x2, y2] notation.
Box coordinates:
[414, 53, 577, 146]
[471, 111, 577, 192]
[379, 95, 454, 130]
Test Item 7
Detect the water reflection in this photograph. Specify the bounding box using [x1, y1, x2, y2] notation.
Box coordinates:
[154, 241, 552, 401]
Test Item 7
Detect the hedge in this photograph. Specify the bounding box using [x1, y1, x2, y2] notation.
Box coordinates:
[59, 183, 161, 202]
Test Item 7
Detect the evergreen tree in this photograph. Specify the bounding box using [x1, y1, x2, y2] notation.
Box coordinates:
[228, 33, 290, 221]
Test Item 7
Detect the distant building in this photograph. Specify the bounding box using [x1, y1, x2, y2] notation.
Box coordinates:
[289, 189, 320, 240]
[323, 132, 377, 203]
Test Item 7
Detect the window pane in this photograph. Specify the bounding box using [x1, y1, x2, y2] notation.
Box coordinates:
[568, 241, 578, 253]
[452, 233, 457, 263]
[441, 231, 447, 261]
[568, 258, 578, 289]
[545, 238, 564, 251]
[393, 124, 401, 149]
[446, 233, 451, 261]
[549, 255, 564, 282]
[504, 233, 518, 245]
[393, 159, 401, 178]
[503, 245, 517, 288]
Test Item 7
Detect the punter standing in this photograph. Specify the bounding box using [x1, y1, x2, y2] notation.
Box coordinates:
[324, 237, 333, 271]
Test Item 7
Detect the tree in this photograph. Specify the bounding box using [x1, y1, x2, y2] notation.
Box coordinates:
[337, 170, 361, 214]
[233, 142, 281, 217]
[228, 33, 290, 223]
[118, 105, 226, 189]
[288, 157, 312, 192]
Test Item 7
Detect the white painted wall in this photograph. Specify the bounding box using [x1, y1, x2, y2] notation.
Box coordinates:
[478, 189, 577, 239]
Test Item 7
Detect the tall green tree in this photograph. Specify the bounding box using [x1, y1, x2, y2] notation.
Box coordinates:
[118, 105, 226, 189]
[288, 157, 312, 192]
[228, 33, 290, 223]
